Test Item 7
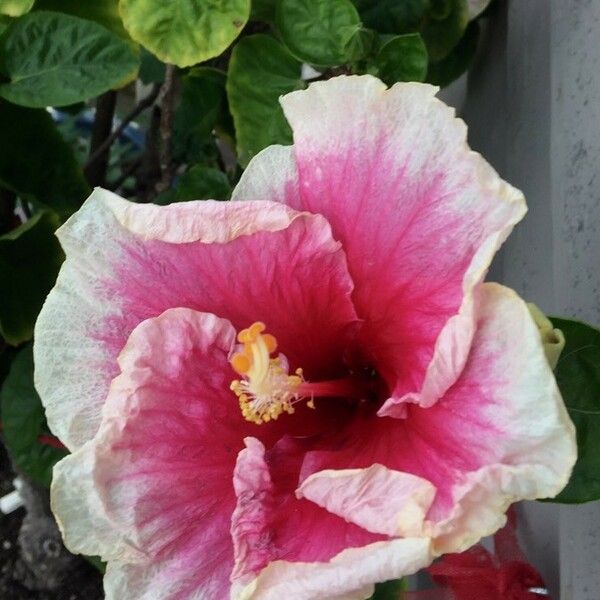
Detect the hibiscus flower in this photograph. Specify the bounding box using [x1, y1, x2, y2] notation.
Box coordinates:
[34, 76, 575, 600]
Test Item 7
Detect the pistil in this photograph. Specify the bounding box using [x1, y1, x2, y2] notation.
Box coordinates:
[229, 322, 367, 425]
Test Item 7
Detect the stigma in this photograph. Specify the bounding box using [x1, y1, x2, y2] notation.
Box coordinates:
[230, 322, 307, 425]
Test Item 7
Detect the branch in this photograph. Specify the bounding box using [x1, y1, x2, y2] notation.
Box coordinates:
[156, 64, 177, 195]
[135, 105, 162, 203]
[84, 91, 117, 187]
[85, 84, 161, 172]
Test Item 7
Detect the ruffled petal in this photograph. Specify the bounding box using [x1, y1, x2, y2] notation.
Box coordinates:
[52, 308, 250, 599]
[297, 465, 436, 537]
[229, 437, 433, 600]
[300, 283, 575, 555]
[35, 188, 358, 450]
[235, 76, 526, 410]
[231, 437, 276, 583]
[235, 539, 432, 600]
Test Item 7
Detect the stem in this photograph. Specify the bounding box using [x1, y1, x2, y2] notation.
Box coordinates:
[136, 105, 162, 203]
[84, 91, 117, 187]
[85, 84, 161, 172]
[156, 64, 177, 195]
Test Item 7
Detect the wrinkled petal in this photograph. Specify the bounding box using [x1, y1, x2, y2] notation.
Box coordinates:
[35, 188, 359, 450]
[236, 538, 432, 600]
[52, 309, 249, 599]
[297, 465, 436, 537]
[229, 438, 433, 600]
[300, 283, 575, 554]
[230, 436, 384, 584]
[231, 437, 276, 583]
[234, 76, 526, 410]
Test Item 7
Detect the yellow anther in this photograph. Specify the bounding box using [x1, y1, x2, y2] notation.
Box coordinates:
[229, 322, 304, 425]
[237, 321, 266, 343]
[231, 353, 252, 375]
[262, 333, 277, 353]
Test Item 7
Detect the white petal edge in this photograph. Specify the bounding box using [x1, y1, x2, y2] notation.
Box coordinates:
[232, 538, 432, 600]
[51, 442, 146, 564]
[34, 188, 304, 450]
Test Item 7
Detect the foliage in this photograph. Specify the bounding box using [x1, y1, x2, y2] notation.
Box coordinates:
[0, 211, 64, 345]
[0, 99, 90, 217]
[0, 11, 139, 107]
[0, 344, 67, 486]
[0, 0, 33, 17]
[119, 0, 251, 67]
[375, 33, 428, 85]
[369, 579, 407, 599]
[227, 34, 304, 165]
[547, 318, 600, 503]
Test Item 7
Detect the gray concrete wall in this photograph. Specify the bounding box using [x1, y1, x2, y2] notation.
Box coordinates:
[461, 1, 600, 598]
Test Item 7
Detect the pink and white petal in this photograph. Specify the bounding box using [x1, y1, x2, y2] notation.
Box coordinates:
[234, 538, 432, 600]
[34, 188, 359, 450]
[230, 435, 386, 587]
[231, 437, 276, 582]
[104, 553, 222, 600]
[301, 283, 575, 554]
[51, 443, 145, 563]
[420, 283, 576, 553]
[52, 308, 249, 599]
[274, 76, 526, 408]
[232, 145, 300, 207]
[229, 438, 432, 600]
[297, 465, 436, 538]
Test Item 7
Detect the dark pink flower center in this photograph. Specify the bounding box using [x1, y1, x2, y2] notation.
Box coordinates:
[230, 322, 375, 425]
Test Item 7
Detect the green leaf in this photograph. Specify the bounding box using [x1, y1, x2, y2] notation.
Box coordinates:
[426, 20, 478, 87]
[429, 0, 452, 19]
[375, 33, 427, 85]
[546, 317, 600, 503]
[152, 189, 178, 206]
[33, 0, 131, 40]
[369, 579, 407, 600]
[0, 0, 33, 17]
[0, 11, 139, 108]
[175, 166, 231, 201]
[421, 0, 468, 61]
[0, 344, 67, 486]
[174, 67, 232, 163]
[0, 211, 64, 345]
[352, 0, 427, 34]
[0, 14, 10, 35]
[251, 0, 276, 22]
[227, 34, 304, 166]
[0, 98, 89, 218]
[139, 48, 165, 84]
[84, 555, 106, 574]
[276, 0, 363, 66]
[119, 0, 250, 68]
[0, 345, 17, 420]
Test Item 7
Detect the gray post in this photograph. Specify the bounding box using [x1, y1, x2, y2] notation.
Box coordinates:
[462, 1, 600, 598]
